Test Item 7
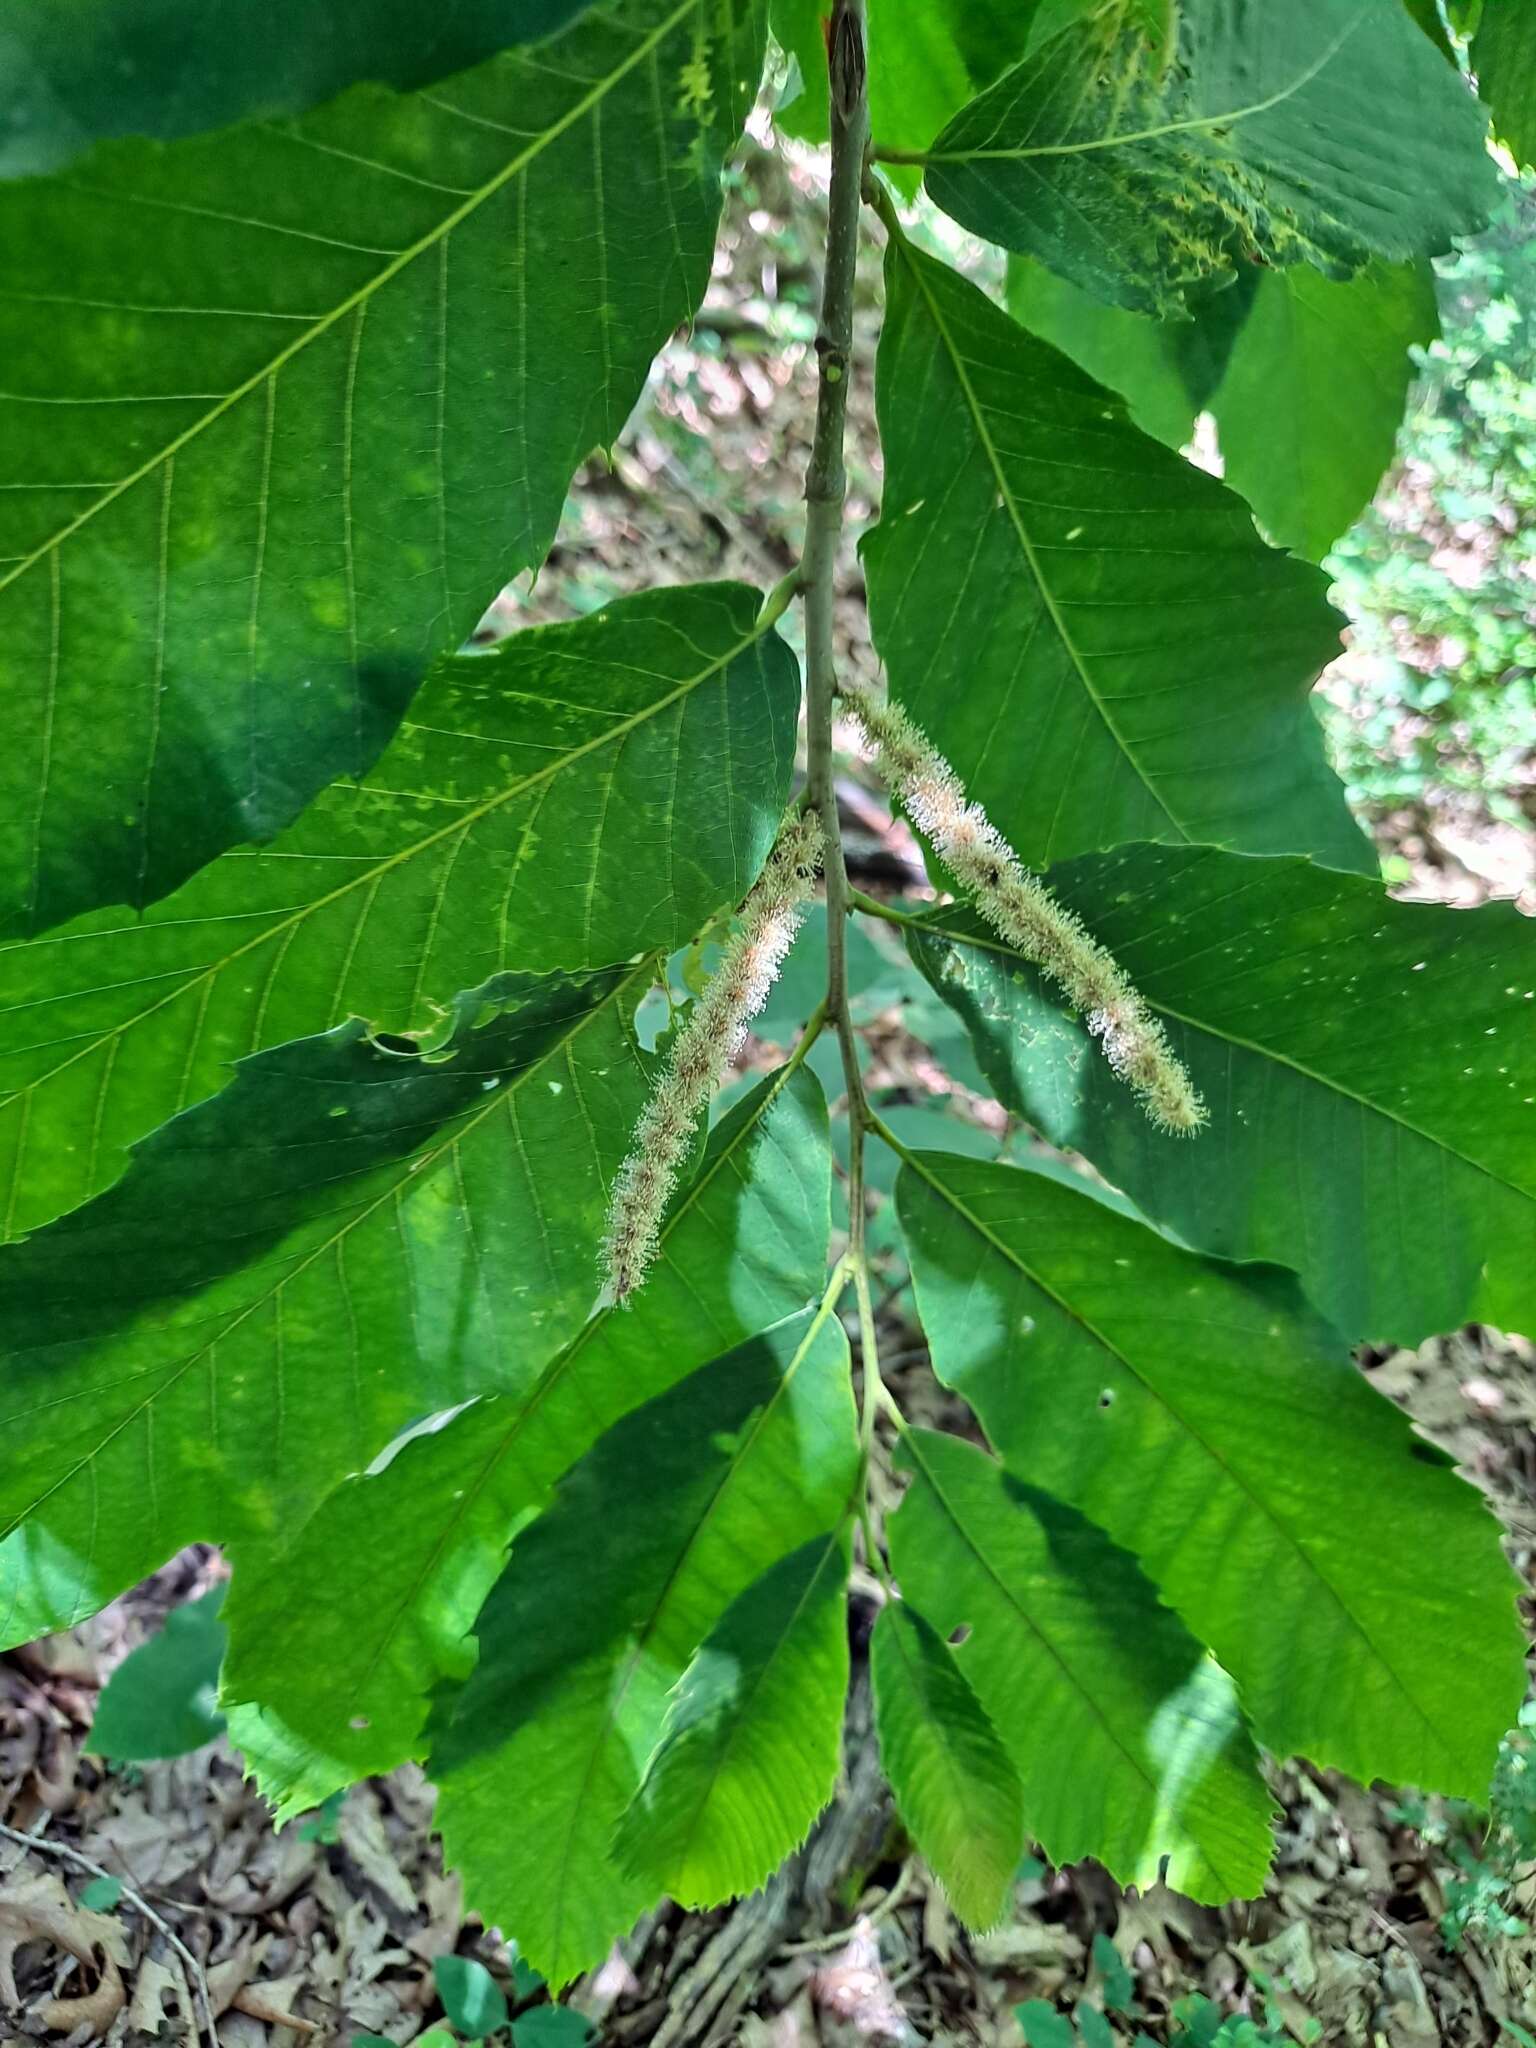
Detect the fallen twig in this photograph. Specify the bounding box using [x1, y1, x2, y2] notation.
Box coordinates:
[0, 1817, 218, 2048]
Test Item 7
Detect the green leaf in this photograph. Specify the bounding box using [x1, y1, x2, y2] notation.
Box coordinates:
[1205, 262, 1439, 558]
[222, 1059, 831, 1814]
[1005, 254, 1438, 562]
[614, 1529, 851, 1906]
[896, 1151, 1526, 1797]
[890, 1429, 1275, 1904]
[431, 1309, 858, 1983]
[296, 1789, 346, 1843]
[0, 0, 593, 175]
[1017, 2003, 1076, 2048]
[1475, 0, 1536, 165]
[0, 961, 652, 1645]
[0, 0, 766, 932]
[869, 1599, 1024, 1931]
[0, 581, 796, 1240]
[1027, 0, 1182, 51]
[923, 0, 1497, 313]
[863, 236, 1371, 874]
[88, 1587, 227, 1760]
[79, 1876, 124, 1912]
[896, 841, 1536, 1343]
[1402, 0, 1457, 59]
[1004, 256, 1258, 448]
[435, 1955, 509, 2039]
[771, 0, 1031, 164]
[515, 2010, 595, 2048]
[753, 904, 909, 1041]
[1093, 1930, 1136, 2014]
[510, 1955, 546, 2001]
[1076, 2007, 1118, 2048]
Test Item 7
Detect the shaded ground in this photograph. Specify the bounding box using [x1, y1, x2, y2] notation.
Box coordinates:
[2, 153, 1533, 2047]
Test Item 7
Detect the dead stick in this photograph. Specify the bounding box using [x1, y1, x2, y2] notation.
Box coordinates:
[0, 1817, 218, 2048]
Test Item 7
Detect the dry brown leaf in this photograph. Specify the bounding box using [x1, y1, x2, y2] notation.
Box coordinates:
[1379, 1949, 1440, 2048]
[969, 1916, 1080, 1980]
[11, 1631, 102, 1687]
[404, 1870, 463, 1963]
[32, 1730, 81, 1814]
[1331, 1781, 1396, 1895]
[233, 1975, 316, 2033]
[37, 1947, 124, 2033]
[127, 1949, 188, 2035]
[916, 1870, 954, 1970]
[207, 1933, 266, 2014]
[339, 1791, 418, 1918]
[0, 1870, 129, 1969]
[204, 1823, 316, 1914]
[80, 1793, 210, 1891]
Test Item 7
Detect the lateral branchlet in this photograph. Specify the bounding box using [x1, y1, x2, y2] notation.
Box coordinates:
[602, 812, 826, 1301]
[838, 686, 1205, 1136]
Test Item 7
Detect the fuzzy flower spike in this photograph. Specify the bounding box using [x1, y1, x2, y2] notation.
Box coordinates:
[602, 811, 826, 1301]
[839, 685, 1205, 1136]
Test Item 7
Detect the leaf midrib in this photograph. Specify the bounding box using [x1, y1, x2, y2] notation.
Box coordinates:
[922, 9, 1364, 166]
[0, 961, 652, 1544]
[308, 1054, 822, 1736]
[902, 905, 1528, 1204]
[889, 237, 1181, 842]
[0, 0, 699, 599]
[0, 606, 773, 1146]
[659, 1518, 851, 1896]
[900, 1150, 1452, 1757]
[544, 1295, 849, 1973]
[878, 1599, 1018, 1908]
[902, 1431, 1168, 1806]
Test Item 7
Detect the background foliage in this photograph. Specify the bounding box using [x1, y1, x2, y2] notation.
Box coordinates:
[1328, 175, 1536, 833]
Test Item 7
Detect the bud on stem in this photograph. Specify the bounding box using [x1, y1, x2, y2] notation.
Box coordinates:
[838, 686, 1205, 1136]
[602, 813, 826, 1301]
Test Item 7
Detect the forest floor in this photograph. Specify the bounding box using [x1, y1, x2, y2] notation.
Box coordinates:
[2, 153, 1533, 2048]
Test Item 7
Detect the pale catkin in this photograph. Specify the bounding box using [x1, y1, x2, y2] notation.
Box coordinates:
[838, 686, 1205, 1136]
[602, 813, 826, 1301]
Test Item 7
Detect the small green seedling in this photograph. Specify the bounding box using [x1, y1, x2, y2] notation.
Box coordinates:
[435, 1957, 509, 2040]
[89, 1588, 227, 1763]
[298, 1788, 347, 1845]
[350, 1952, 596, 2048]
